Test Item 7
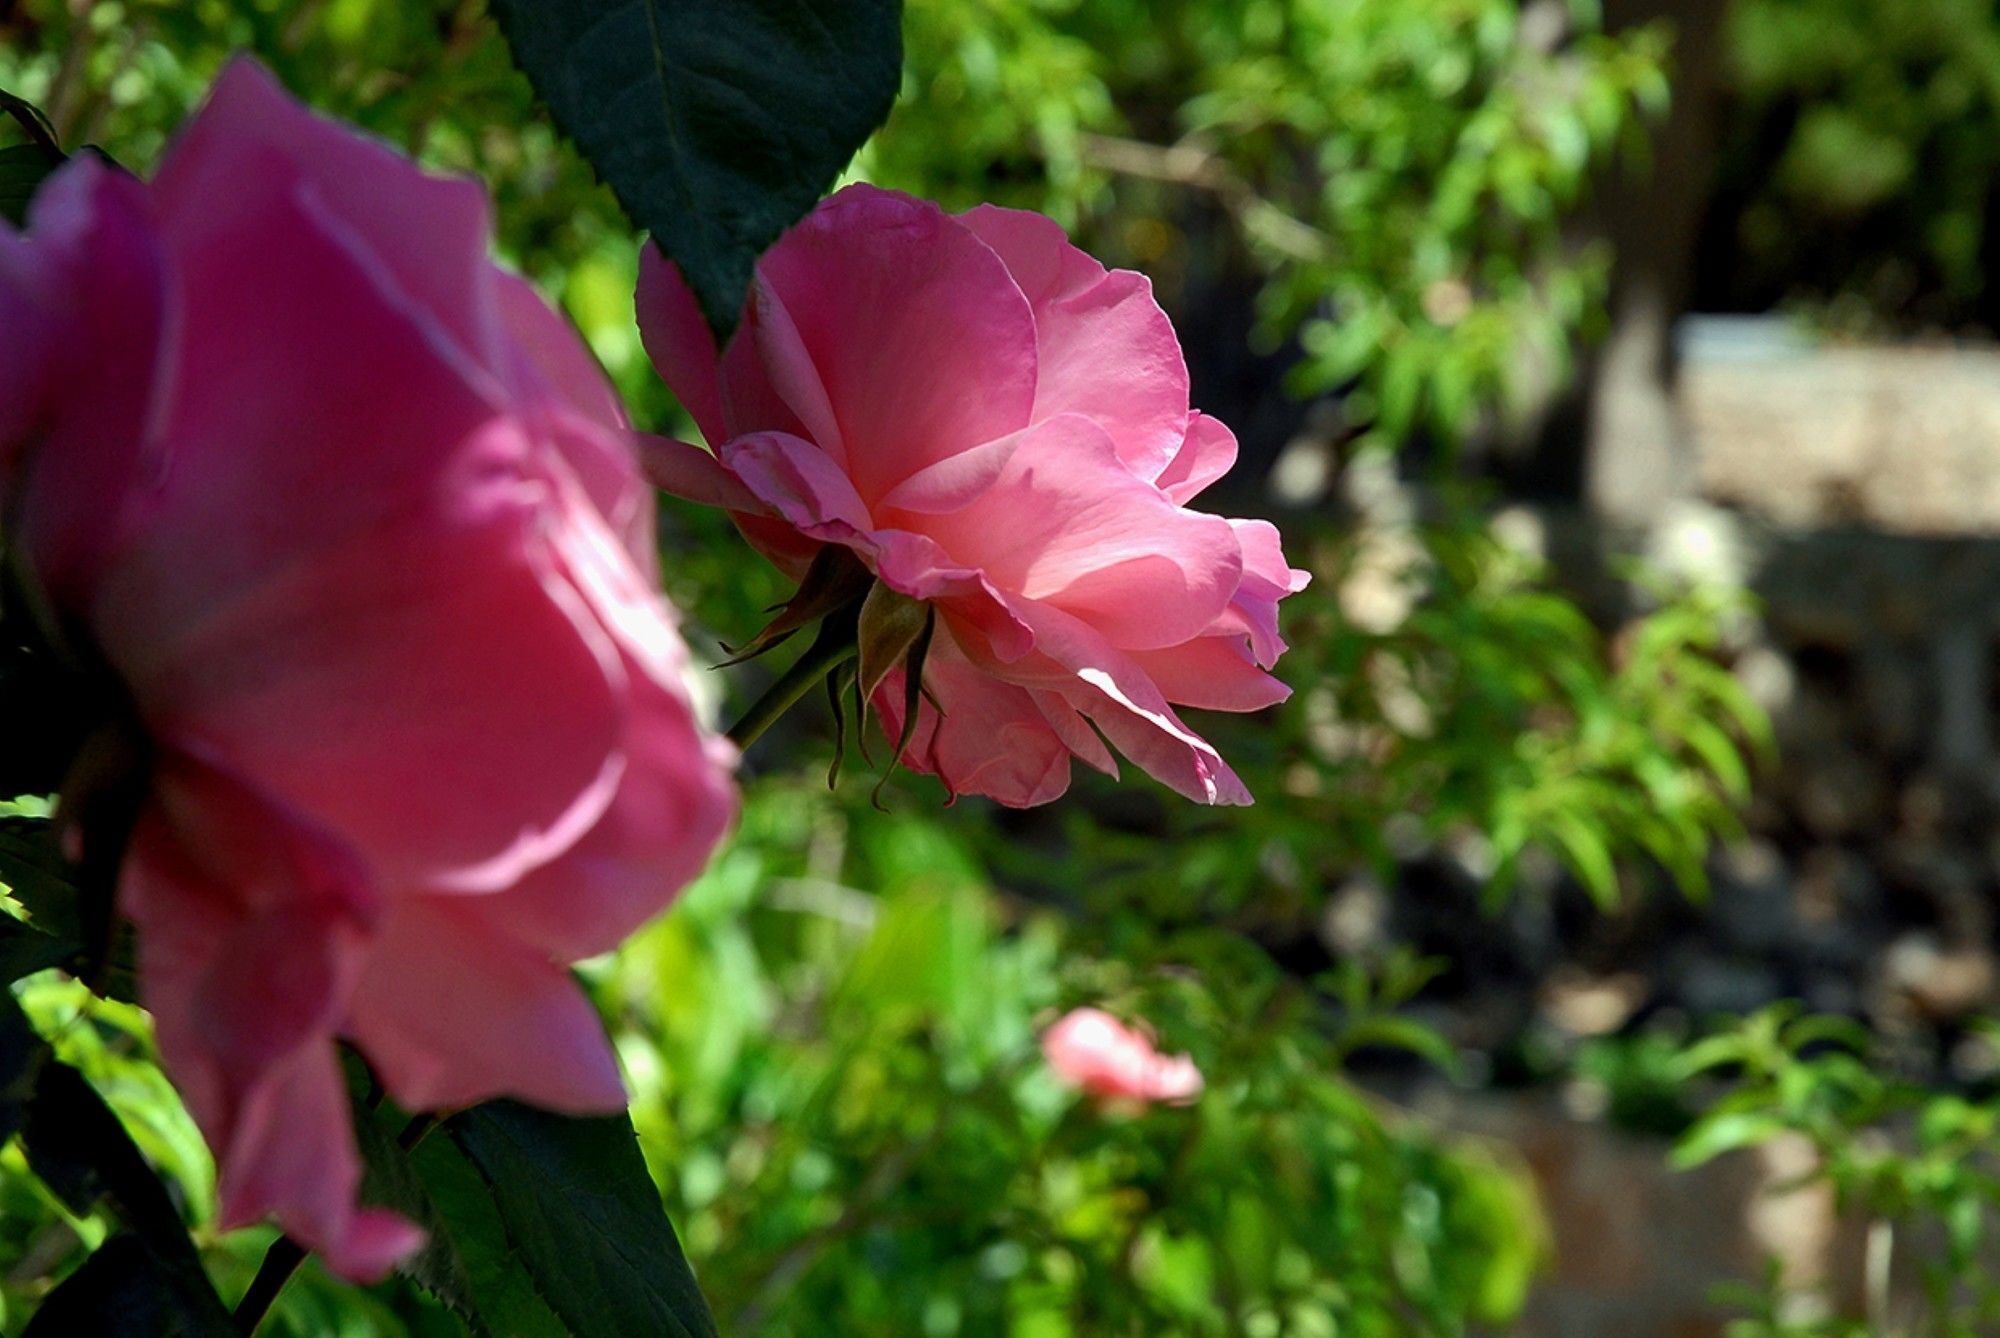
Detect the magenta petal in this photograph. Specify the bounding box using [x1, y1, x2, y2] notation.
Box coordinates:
[154, 57, 502, 376]
[120, 762, 412, 1277]
[107, 486, 627, 893]
[635, 245, 729, 442]
[6, 159, 171, 605]
[483, 668, 737, 961]
[81, 178, 505, 629]
[346, 898, 628, 1114]
[752, 185, 1039, 504]
[494, 271, 625, 433]
[960, 203, 1191, 479]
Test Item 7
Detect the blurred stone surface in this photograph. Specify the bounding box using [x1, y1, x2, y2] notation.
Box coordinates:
[1426, 1089, 1866, 1338]
[1682, 319, 2000, 536]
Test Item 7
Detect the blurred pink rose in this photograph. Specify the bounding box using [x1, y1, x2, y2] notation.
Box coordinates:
[0, 60, 735, 1278]
[637, 184, 1308, 807]
[1041, 1008, 1204, 1105]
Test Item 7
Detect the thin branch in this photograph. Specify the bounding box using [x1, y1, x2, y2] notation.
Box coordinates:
[1075, 132, 1332, 262]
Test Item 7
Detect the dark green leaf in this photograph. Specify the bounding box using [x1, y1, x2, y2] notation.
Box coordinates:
[490, 0, 904, 337]
[0, 816, 83, 939]
[0, 913, 78, 984]
[20, 1060, 203, 1268]
[410, 1131, 569, 1337]
[0, 987, 47, 1143]
[0, 88, 60, 155]
[21, 1234, 231, 1337]
[0, 143, 61, 228]
[445, 1100, 718, 1338]
[344, 1075, 564, 1336]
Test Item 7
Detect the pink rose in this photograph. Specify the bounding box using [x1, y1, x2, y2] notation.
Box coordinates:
[637, 184, 1308, 807]
[0, 60, 735, 1277]
[1041, 1008, 1204, 1105]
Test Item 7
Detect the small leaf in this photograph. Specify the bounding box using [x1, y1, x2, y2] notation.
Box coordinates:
[855, 582, 930, 703]
[1671, 1111, 1790, 1169]
[0, 88, 61, 156]
[20, 1234, 231, 1337]
[490, 0, 904, 337]
[872, 605, 935, 808]
[445, 1100, 718, 1338]
[719, 545, 871, 666]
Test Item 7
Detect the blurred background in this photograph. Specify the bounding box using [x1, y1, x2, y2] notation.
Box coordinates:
[7, 0, 2000, 1333]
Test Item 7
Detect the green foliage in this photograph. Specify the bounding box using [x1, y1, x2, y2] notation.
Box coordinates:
[490, 0, 903, 336]
[1675, 1006, 2000, 1336]
[1723, 0, 2000, 325]
[614, 782, 1548, 1335]
[984, 512, 1765, 942]
[0, 3, 1779, 1334]
[864, 0, 1669, 448]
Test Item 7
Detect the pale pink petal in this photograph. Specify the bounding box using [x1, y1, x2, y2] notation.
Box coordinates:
[896, 414, 1241, 650]
[722, 430, 876, 537]
[345, 897, 627, 1114]
[960, 203, 1190, 479]
[1006, 600, 1252, 805]
[635, 433, 771, 514]
[1127, 636, 1293, 712]
[744, 277, 847, 468]
[1154, 412, 1239, 504]
[750, 185, 1038, 503]
[1033, 690, 1120, 778]
[1041, 1008, 1204, 1104]
[871, 635, 1077, 807]
[1229, 517, 1312, 667]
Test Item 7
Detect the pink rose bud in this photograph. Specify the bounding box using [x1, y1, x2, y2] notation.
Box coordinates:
[0, 59, 736, 1278]
[1041, 1007, 1205, 1105]
[637, 184, 1309, 807]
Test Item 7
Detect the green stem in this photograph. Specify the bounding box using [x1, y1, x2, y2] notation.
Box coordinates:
[726, 633, 858, 750]
[233, 1237, 306, 1334]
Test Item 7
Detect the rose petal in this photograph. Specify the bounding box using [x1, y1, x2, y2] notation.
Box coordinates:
[960, 203, 1191, 479]
[751, 185, 1038, 504]
[635, 246, 729, 443]
[345, 897, 628, 1114]
[154, 57, 502, 378]
[897, 414, 1241, 650]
